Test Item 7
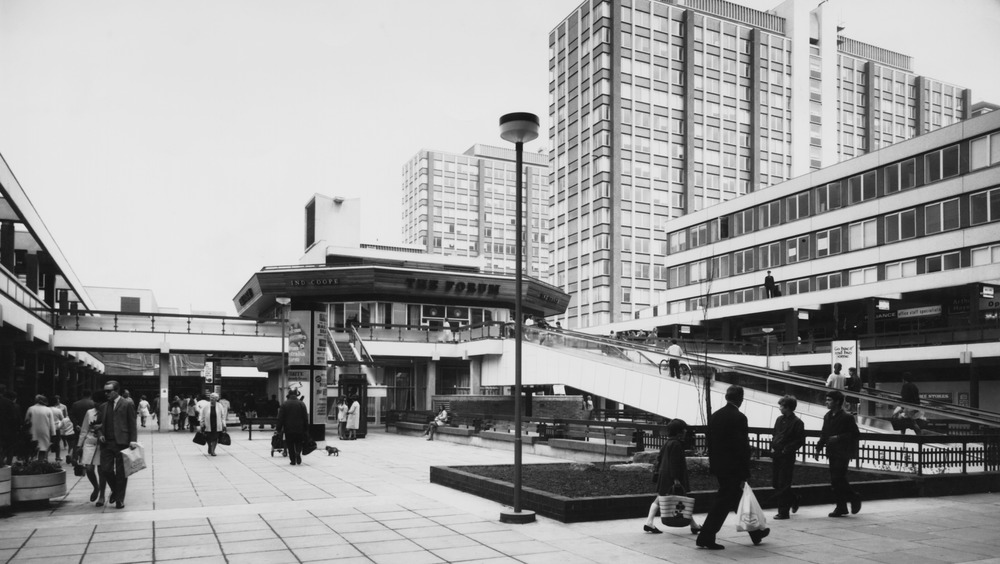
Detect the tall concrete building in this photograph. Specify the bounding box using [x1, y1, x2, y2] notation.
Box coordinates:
[548, 0, 970, 327]
[402, 145, 551, 281]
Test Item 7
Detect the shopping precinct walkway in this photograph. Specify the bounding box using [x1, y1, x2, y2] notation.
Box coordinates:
[2, 423, 999, 564]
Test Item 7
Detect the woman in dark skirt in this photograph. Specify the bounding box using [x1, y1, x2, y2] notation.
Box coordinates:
[643, 418, 702, 534]
[198, 393, 228, 456]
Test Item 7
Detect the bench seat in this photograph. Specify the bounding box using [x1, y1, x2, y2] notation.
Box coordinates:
[480, 430, 538, 444]
[436, 426, 475, 437]
[395, 421, 426, 433]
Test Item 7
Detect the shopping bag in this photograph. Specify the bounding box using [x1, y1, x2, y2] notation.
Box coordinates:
[218, 431, 232, 446]
[658, 488, 695, 527]
[302, 437, 318, 455]
[122, 444, 146, 477]
[192, 431, 207, 445]
[736, 483, 768, 532]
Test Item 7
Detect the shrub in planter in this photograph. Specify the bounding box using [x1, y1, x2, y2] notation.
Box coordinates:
[11, 460, 66, 503]
[11, 460, 63, 476]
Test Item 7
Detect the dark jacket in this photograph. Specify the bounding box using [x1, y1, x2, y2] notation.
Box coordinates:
[771, 413, 805, 458]
[655, 438, 689, 495]
[706, 402, 750, 480]
[98, 397, 137, 446]
[69, 397, 95, 430]
[817, 408, 859, 460]
[276, 399, 309, 435]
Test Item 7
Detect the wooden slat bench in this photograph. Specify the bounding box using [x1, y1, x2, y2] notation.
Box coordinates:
[245, 417, 279, 440]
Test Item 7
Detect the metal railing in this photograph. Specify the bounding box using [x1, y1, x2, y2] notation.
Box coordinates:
[52, 310, 284, 337]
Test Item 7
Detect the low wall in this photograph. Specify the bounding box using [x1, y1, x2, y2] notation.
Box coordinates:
[432, 395, 590, 419]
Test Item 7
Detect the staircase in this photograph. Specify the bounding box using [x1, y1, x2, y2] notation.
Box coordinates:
[336, 340, 360, 363]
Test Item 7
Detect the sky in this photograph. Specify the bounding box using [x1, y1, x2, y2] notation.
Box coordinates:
[0, 0, 998, 315]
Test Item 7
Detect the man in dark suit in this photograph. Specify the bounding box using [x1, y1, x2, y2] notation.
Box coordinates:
[276, 390, 309, 465]
[696, 385, 770, 550]
[98, 380, 138, 509]
[816, 390, 862, 517]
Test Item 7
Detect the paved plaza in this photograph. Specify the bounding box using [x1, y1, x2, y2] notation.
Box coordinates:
[2, 422, 999, 563]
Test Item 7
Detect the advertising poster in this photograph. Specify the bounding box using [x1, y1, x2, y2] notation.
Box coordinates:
[831, 340, 859, 371]
[288, 311, 311, 366]
[312, 369, 328, 422]
[314, 312, 329, 366]
[288, 369, 311, 407]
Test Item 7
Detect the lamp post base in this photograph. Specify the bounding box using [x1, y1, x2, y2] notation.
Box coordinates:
[499, 509, 537, 524]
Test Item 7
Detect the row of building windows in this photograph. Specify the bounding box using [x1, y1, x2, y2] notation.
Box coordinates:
[666, 185, 1000, 289]
[666, 132, 995, 254]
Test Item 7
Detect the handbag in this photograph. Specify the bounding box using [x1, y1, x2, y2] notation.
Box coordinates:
[271, 433, 285, 450]
[122, 443, 147, 477]
[218, 431, 231, 446]
[302, 436, 318, 456]
[193, 431, 207, 445]
[736, 483, 768, 532]
[658, 484, 695, 527]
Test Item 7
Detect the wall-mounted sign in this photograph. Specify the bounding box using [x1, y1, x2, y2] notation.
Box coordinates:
[290, 278, 340, 287]
[980, 298, 1000, 311]
[405, 277, 500, 296]
[897, 305, 941, 319]
[288, 311, 311, 366]
[831, 340, 859, 372]
[920, 392, 952, 402]
[982, 285, 995, 299]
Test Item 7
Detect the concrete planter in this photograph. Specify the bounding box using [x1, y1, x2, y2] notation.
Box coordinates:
[11, 469, 67, 503]
[0, 466, 10, 508]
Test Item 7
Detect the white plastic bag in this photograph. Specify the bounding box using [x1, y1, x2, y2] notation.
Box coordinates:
[122, 443, 146, 477]
[736, 483, 768, 532]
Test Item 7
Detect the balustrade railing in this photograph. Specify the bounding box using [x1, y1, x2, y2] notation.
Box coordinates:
[53, 310, 284, 337]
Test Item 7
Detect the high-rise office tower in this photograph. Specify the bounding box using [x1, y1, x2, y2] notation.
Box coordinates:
[402, 145, 551, 280]
[548, 0, 970, 328]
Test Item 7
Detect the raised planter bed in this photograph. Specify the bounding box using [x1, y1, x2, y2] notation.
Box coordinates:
[12, 469, 67, 503]
[430, 463, 917, 523]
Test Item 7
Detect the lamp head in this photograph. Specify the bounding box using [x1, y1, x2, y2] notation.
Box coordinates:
[499, 112, 539, 144]
[275, 297, 291, 306]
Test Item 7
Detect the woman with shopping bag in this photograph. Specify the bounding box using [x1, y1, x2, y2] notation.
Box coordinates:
[198, 393, 228, 456]
[643, 418, 702, 534]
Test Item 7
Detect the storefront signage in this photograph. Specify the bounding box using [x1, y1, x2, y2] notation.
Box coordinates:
[290, 278, 340, 287]
[288, 311, 311, 366]
[237, 287, 255, 306]
[312, 370, 327, 422]
[897, 305, 941, 319]
[980, 298, 1000, 311]
[313, 312, 328, 366]
[405, 277, 500, 295]
[831, 340, 858, 372]
[920, 392, 952, 402]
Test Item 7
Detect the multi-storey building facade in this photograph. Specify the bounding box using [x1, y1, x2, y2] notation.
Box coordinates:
[402, 145, 551, 281]
[548, 0, 970, 327]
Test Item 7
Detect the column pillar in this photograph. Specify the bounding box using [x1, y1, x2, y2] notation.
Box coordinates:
[968, 361, 979, 410]
[159, 349, 170, 433]
[24, 253, 39, 293]
[469, 358, 481, 395]
[0, 222, 14, 272]
[425, 360, 437, 410]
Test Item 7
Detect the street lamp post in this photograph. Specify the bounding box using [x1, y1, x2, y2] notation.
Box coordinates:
[276, 297, 291, 397]
[498, 112, 539, 524]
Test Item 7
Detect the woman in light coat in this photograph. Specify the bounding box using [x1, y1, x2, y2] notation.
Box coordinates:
[345, 397, 360, 440]
[198, 393, 228, 456]
[78, 390, 107, 506]
[25, 395, 56, 461]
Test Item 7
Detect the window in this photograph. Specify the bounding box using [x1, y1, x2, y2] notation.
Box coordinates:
[757, 201, 781, 229]
[885, 209, 916, 243]
[970, 187, 1000, 225]
[884, 159, 916, 194]
[733, 249, 754, 274]
[689, 224, 708, 248]
[848, 219, 877, 250]
[785, 192, 809, 222]
[972, 244, 1000, 266]
[885, 259, 917, 279]
[786, 236, 810, 263]
[849, 266, 877, 285]
[970, 132, 1000, 170]
[121, 297, 141, 313]
[924, 199, 960, 234]
[816, 227, 842, 257]
[785, 279, 809, 295]
[732, 209, 754, 236]
[925, 145, 960, 182]
[758, 242, 781, 270]
[925, 252, 961, 273]
[711, 255, 730, 278]
[668, 265, 687, 287]
[689, 260, 707, 283]
[815, 182, 842, 213]
[815, 273, 842, 290]
[848, 171, 877, 204]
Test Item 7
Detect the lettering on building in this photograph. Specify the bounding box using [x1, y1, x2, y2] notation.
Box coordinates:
[406, 278, 500, 296]
[238, 288, 255, 307]
[290, 278, 340, 287]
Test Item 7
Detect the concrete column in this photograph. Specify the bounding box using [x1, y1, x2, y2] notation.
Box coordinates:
[24, 253, 39, 292]
[0, 344, 14, 391]
[0, 222, 13, 272]
[159, 351, 170, 432]
[470, 358, 481, 395]
[968, 361, 979, 410]
[425, 361, 437, 410]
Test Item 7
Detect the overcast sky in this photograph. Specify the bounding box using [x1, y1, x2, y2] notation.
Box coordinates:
[0, 0, 997, 315]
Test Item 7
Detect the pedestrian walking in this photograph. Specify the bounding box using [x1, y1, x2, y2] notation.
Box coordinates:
[25, 395, 56, 461]
[276, 390, 309, 465]
[695, 385, 770, 550]
[49, 396, 65, 462]
[138, 395, 151, 427]
[68, 391, 95, 467]
[336, 398, 348, 440]
[78, 390, 107, 506]
[198, 393, 228, 456]
[643, 418, 702, 534]
[826, 362, 848, 389]
[815, 390, 862, 518]
[97, 380, 138, 509]
[768, 395, 805, 520]
[186, 396, 198, 432]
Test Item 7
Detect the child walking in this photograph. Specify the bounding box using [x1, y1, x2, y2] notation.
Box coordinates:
[644, 418, 702, 534]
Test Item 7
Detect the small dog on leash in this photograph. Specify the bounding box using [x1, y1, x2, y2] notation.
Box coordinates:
[325, 446, 340, 456]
